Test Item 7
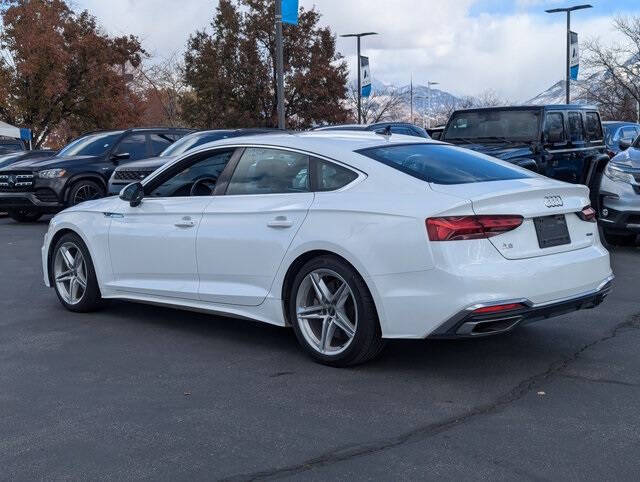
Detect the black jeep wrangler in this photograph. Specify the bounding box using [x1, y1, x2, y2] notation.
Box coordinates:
[441, 105, 610, 206]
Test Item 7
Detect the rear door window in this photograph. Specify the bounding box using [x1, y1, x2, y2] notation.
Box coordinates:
[568, 112, 585, 142]
[314, 159, 358, 191]
[150, 133, 174, 155]
[357, 144, 531, 185]
[544, 113, 566, 144]
[584, 112, 603, 141]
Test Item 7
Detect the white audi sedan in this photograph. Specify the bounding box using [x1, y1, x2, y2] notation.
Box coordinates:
[42, 131, 613, 366]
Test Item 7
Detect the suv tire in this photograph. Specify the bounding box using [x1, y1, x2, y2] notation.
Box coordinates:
[8, 209, 42, 222]
[68, 180, 104, 206]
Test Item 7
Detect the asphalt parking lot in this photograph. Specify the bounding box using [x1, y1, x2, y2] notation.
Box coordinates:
[1, 216, 639, 481]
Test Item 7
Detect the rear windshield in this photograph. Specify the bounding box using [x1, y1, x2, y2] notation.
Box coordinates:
[443, 110, 539, 142]
[357, 144, 531, 185]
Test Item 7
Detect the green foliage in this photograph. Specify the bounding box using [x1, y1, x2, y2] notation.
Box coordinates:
[181, 0, 349, 129]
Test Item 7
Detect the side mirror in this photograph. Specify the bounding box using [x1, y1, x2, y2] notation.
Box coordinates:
[119, 182, 144, 207]
[111, 152, 130, 163]
[619, 139, 632, 151]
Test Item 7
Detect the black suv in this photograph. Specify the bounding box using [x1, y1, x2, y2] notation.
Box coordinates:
[441, 105, 609, 204]
[314, 122, 430, 138]
[0, 127, 193, 222]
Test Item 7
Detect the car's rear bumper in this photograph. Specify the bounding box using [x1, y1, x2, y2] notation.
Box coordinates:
[428, 276, 613, 338]
[0, 192, 63, 212]
[369, 241, 613, 339]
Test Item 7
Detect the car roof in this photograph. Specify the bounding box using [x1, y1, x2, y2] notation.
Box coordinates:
[193, 130, 438, 166]
[452, 104, 599, 114]
[602, 121, 639, 126]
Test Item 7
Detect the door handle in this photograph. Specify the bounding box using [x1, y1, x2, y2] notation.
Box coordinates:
[175, 216, 196, 228]
[267, 216, 293, 228]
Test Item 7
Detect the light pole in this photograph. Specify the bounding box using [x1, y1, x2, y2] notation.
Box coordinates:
[275, 0, 285, 129]
[427, 81, 439, 128]
[545, 4, 592, 104]
[341, 32, 378, 124]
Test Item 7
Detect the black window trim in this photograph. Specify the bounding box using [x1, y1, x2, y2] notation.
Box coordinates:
[219, 145, 365, 196]
[140, 144, 365, 199]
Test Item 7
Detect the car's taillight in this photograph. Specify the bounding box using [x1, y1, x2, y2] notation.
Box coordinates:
[426, 215, 523, 241]
[577, 205, 596, 222]
[472, 303, 526, 314]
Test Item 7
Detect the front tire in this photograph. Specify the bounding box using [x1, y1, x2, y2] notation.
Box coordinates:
[8, 209, 42, 222]
[51, 233, 103, 312]
[68, 179, 104, 206]
[288, 255, 385, 367]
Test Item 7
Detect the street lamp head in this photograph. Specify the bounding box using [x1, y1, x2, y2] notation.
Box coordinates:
[545, 4, 592, 13]
[340, 32, 378, 38]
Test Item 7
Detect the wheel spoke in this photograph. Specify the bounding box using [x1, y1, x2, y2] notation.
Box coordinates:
[59, 246, 75, 270]
[319, 318, 335, 352]
[55, 270, 74, 282]
[331, 281, 350, 307]
[69, 278, 79, 303]
[297, 305, 324, 320]
[75, 275, 87, 289]
[333, 310, 356, 338]
[310, 272, 331, 303]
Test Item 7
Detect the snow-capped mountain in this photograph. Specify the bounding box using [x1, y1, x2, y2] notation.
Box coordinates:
[525, 79, 594, 105]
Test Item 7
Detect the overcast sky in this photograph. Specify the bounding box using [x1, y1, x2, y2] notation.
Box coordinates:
[76, 0, 640, 102]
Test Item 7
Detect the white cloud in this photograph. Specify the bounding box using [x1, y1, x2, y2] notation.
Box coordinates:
[75, 0, 636, 101]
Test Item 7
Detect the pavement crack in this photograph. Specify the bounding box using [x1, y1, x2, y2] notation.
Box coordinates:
[559, 373, 639, 387]
[222, 313, 640, 481]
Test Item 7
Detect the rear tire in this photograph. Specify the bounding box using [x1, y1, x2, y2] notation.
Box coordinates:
[51, 233, 103, 312]
[288, 255, 385, 367]
[8, 209, 42, 222]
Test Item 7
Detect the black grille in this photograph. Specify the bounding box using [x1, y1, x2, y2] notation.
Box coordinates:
[114, 169, 153, 181]
[35, 188, 59, 203]
[0, 172, 35, 192]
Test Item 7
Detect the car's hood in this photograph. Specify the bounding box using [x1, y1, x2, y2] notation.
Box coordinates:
[449, 142, 534, 160]
[0, 154, 101, 171]
[610, 147, 640, 169]
[117, 156, 175, 170]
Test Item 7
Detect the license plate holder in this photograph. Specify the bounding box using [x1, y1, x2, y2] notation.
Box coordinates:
[534, 214, 571, 249]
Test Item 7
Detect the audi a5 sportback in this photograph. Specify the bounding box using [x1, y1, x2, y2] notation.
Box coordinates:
[0, 127, 192, 222]
[41, 131, 613, 366]
[108, 129, 276, 195]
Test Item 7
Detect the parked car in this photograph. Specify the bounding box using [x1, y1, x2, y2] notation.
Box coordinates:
[598, 135, 640, 245]
[441, 105, 610, 206]
[314, 122, 430, 138]
[0, 136, 27, 154]
[0, 150, 57, 170]
[426, 125, 445, 140]
[0, 127, 193, 222]
[108, 128, 276, 195]
[42, 131, 612, 366]
[602, 121, 640, 158]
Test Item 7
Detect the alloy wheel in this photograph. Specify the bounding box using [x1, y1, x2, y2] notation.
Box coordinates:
[73, 184, 100, 204]
[296, 269, 358, 355]
[54, 242, 87, 305]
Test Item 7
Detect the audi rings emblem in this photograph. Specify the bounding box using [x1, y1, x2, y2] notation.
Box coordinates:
[544, 195, 563, 208]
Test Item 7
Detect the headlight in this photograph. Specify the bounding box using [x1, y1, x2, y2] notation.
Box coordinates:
[38, 168, 66, 179]
[604, 163, 635, 184]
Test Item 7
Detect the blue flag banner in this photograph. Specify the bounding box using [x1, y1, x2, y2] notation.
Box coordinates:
[570, 31, 579, 80]
[360, 56, 371, 97]
[282, 0, 299, 25]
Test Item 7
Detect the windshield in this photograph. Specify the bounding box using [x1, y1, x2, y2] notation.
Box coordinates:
[358, 144, 531, 185]
[161, 131, 232, 157]
[58, 131, 124, 157]
[444, 110, 539, 142]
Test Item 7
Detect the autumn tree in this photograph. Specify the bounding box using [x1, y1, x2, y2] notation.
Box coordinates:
[0, 0, 147, 147]
[181, 0, 349, 129]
